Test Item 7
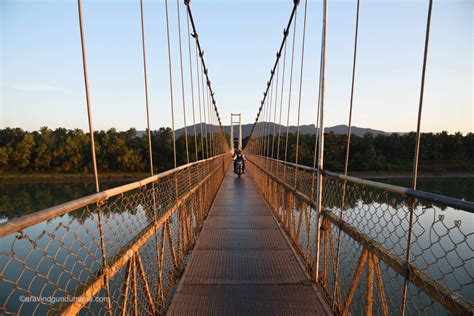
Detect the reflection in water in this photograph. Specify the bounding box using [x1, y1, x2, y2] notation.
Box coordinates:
[318, 176, 474, 314]
[0, 181, 130, 222]
[371, 177, 474, 202]
[0, 184, 178, 315]
[0, 177, 472, 314]
[2, 177, 472, 222]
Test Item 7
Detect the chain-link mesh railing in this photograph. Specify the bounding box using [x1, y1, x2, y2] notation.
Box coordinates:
[0, 154, 231, 315]
[247, 154, 473, 316]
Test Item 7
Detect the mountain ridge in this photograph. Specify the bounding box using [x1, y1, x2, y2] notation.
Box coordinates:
[137, 123, 394, 138]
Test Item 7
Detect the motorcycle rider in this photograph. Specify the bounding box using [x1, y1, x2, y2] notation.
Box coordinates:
[233, 149, 246, 174]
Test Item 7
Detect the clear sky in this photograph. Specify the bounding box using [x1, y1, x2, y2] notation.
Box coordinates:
[1, 0, 472, 134]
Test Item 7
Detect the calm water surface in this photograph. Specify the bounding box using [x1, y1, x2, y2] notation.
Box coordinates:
[372, 177, 474, 202]
[1, 177, 472, 222]
[0, 180, 131, 222]
[0, 177, 472, 314]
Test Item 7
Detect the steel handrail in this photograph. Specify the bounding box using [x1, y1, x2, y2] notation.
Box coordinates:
[246, 154, 474, 213]
[0, 153, 230, 238]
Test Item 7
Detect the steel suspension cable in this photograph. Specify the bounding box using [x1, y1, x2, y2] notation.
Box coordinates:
[186, 1, 226, 141]
[194, 39, 205, 160]
[294, 0, 309, 171]
[214, 98, 219, 154]
[342, 0, 360, 178]
[176, 0, 194, 198]
[139, 0, 154, 176]
[332, 0, 361, 308]
[266, 81, 275, 174]
[200, 61, 209, 158]
[265, 85, 272, 157]
[212, 111, 216, 156]
[271, 61, 281, 162]
[260, 104, 266, 156]
[283, 7, 298, 181]
[258, 113, 263, 154]
[402, 1, 434, 314]
[77, 0, 112, 313]
[138, 3, 162, 309]
[186, 13, 199, 162]
[277, 40, 288, 164]
[246, 1, 299, 145]
[176, 0, 189, 167]
[411, 0, 433, 192]
[206, 85, 213, 156]
[211, 111, 215, 156]
[261, 89, 268, 156]
[310, 74, 321, 198]
[208, 96, 213, 156]
[205, 72, 212, 156]
[313, 0, 329, 282]
[77, 0, 99, 193]
[253, 105, 259, 154]
[164, 0, 177, 168]
[213, 111, 217, 155]
[214, 108, 218, 155]
[310, 1, 327, 198]
[265, 79, 274, 159]
[254, 103, 260, 154]
[187, 5, 206, 160]
[212, 101, 216, 156]
[215, 111, 219, 155]
[261, 96, 268, 156]
[176, 0, 190, 164]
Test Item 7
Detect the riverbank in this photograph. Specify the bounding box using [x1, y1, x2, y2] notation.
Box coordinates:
[350, 171, 474, 179]
[1, 171, 473, 184]
[0, 173, 150, 183]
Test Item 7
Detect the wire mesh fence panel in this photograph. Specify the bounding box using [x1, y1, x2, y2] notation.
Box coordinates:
[247, 154, 473, 316]
[0, 155, 231, 315]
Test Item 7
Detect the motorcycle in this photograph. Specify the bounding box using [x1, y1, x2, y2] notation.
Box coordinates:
[235, 159, 244, 178]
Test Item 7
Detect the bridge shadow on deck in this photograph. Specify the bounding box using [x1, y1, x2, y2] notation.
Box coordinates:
[168, 169, 330, 315]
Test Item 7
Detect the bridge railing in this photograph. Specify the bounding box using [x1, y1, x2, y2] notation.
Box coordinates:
[0, 154, 231, 315]
[247, 154, 473, 316]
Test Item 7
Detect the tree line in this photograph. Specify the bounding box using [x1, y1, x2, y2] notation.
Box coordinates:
[0, 127, 472, 174]
[244, 131, 474, 172]
[0, 127, 222, 174]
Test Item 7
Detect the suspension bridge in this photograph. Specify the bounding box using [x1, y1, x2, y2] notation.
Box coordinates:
[1, 0, 473, 315]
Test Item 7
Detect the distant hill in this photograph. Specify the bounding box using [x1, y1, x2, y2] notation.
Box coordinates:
[172, 123, 392, 138]
[137, 123, 392, 138]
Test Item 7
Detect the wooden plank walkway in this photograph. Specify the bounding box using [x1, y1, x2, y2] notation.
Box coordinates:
[167, 169, 330, 315]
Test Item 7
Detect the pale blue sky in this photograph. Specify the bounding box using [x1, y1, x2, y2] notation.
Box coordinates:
[1, 0, 472, 133]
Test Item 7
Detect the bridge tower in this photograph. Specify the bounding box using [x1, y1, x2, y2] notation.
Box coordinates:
[230, 113, 242, 153]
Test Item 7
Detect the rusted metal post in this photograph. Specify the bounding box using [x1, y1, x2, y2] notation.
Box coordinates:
[366, 254, 375, 316]
[342, 248, 368, 315]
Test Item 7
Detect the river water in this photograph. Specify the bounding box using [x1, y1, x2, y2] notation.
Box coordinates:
[0, 180, 130, 222]
[1, 177, 472, 222]
[0, 177, 472, 314]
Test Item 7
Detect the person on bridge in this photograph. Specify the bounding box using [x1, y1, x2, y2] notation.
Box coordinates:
[233, 149, 246, 174]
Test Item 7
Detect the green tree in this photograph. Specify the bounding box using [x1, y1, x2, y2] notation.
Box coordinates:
[11, 133, 35, 170]
[0, 147, 8, 171]
[33, 127, 53, 171]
